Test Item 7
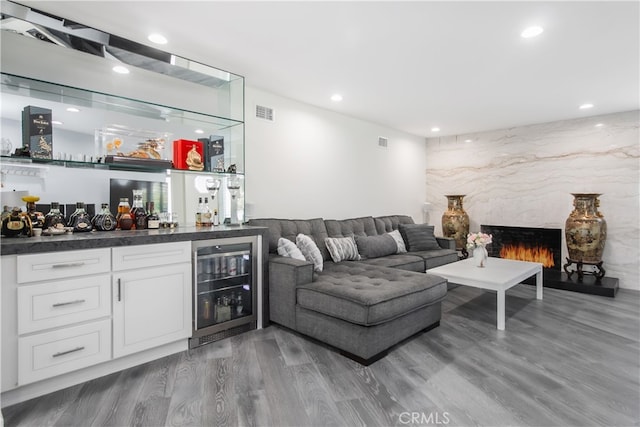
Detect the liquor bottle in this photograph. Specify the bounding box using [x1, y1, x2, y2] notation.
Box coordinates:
[116, 198, 134, 230]
[236, 294, 243, 315]
[43, 202, 66, 229]
[213, 208, 219, 226]
[146, 202, 160, 229]
[67, 203, 79, 227]
[201, 295, 212, 321]
[92, 203, 117, 231]
[202, 197, 213, 227]
[130, 189, 147, 230]
[195, 197, 204, 226]
[70, 202, 93, 232]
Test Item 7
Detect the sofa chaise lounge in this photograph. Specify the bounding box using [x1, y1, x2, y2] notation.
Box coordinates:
[247, 215, 459, 364]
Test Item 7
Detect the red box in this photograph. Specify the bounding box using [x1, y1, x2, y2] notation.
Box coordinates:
[172, 139, 204, 171]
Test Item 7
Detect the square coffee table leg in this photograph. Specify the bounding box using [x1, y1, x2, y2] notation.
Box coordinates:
[497, 290, 506, 330]
[536, 269, 543, 300]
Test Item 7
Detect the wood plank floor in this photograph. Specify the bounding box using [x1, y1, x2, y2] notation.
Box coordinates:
[3, 285, 639, 427]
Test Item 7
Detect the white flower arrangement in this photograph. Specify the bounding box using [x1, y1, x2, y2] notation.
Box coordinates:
[466, 232, 493, 249]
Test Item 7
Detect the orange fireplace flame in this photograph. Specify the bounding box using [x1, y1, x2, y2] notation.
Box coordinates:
[500, 244, 555, 268]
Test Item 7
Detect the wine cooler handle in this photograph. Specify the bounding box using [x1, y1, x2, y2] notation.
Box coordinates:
[117, 278, 122, 302]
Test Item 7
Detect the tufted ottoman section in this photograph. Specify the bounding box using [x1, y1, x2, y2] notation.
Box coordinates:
[297, 262, 446, 326]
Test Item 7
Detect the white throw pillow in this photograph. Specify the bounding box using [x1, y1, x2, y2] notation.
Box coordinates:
[388, 229, 407, 253]
[296, 233, 323, 272]
[325, 236, 361, 263]
[277, 237, 306, 261]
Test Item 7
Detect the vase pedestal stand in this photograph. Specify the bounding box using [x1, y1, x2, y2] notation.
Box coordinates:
[563, 258, 606, 281]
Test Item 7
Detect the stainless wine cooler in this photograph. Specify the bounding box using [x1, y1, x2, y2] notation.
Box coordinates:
[190, 236, 260, 348]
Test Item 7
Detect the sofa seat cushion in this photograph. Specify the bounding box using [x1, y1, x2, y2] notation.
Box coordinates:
[358, 254, 425, 272]
[297, 263, 447, 326]
[416, 249, 460, 269]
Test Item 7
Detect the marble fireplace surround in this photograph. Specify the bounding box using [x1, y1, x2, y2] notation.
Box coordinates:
[426, 110, 639, 290]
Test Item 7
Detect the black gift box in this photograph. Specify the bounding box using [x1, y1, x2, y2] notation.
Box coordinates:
[200, 135, 224, 172]
[22, 105, 53, 159]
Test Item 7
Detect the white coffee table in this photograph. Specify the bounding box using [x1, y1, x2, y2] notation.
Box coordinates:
[428, 257, 543, 330]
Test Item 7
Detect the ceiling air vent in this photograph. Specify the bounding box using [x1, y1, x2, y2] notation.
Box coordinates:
[378, 136, 388, 148]
[255, 104, 274, 122]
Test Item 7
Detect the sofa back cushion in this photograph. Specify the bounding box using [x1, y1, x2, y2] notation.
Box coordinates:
[354, 234, 398, 259]
[324, 216, 378, 238]
[247, 218, 330, 260]
[374, 215, 415, 234]
[398, 223, 441, 251]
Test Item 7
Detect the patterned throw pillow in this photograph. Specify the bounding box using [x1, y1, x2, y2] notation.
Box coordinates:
[324, 236, 361, 263]
[296, 233, 324, 272]
[388, 229, 407, 253]
[277, 237, 306, 261]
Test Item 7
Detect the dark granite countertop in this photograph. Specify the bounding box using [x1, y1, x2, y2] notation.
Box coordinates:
[0, 225, 268, 255]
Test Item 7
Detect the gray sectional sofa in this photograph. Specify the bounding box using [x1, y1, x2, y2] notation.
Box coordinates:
[247, 215, 459, 364]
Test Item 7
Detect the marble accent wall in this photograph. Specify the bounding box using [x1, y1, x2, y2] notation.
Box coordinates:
[426, 110, 639, 290]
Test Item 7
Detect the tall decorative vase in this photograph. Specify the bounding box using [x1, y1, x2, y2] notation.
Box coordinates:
[565, 193, 607, 263]
[442, 195, 470, 253]
[473, 246, 488, 267]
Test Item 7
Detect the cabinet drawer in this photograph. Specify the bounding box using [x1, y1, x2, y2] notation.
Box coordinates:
[18, 319, 111, 386]
[18, 275, 111, 335]
[17, 248, 111, 284]
[112, 241, 191, 271]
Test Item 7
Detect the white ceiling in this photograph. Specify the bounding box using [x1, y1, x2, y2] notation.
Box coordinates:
[16, 0, 640, 138]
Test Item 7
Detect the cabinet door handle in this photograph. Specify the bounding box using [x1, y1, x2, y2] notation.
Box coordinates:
[52, 346, 85, 358]
[117, 278, 122, 302]
[52, 299, 86, 308]
[51, 262, 85, 269]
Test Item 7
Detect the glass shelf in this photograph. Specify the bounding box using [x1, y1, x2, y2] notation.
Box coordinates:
[0, 155, 246, 176]
[1, 73, 243, 130]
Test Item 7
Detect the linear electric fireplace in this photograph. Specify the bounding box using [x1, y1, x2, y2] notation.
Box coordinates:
[480, 224, 618, 296]
[480, 225, 562, 272]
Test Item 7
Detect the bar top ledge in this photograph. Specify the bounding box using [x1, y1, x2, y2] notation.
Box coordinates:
[0, 225, 269, 256]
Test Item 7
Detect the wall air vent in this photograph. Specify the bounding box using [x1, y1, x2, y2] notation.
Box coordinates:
[378, 136, 388, 148]
[255, 105, 274, 122]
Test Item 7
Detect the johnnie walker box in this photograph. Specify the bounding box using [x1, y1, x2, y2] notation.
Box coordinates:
[22, 105, 53, 159]
[200, 135, 224, 172]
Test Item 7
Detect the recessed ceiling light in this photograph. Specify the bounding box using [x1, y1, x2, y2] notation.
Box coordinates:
[464, 139, 473, 143]
[331, 94, 343, 102]
[194, 129, 204, 134]
[431, 127, 440, 132]
[148, 33, 168, 45]
[579, 103, 594, 110]
[521, 26, 544, 38]
[112, 65, 130, 74]
[595, 123, 604, 127]
[66, 107, 80, 113]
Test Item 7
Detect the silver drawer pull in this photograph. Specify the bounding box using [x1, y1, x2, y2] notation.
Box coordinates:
[51, 262, 85, 269]
[52, 299, 86, 308]
[52, 346, 85, 358]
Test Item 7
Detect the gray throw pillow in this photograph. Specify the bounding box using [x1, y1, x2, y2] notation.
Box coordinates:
[355, 234, 398, 259]
[398, 224, 441, 251]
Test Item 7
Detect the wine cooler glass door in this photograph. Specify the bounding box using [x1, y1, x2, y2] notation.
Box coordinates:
[194, 242, 253, 331]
